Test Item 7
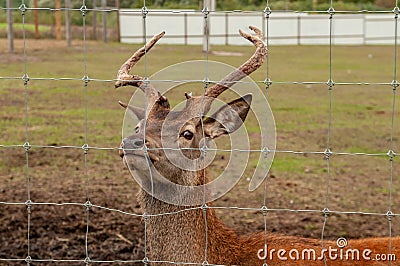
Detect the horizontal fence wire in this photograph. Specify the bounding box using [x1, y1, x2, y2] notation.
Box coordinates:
[1, 6, 398, 14]
[0, 1, 399, 265]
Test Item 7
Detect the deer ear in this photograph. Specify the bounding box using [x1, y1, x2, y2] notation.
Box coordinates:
[119, 101, 145, 120]
[203, 94, 252, 139]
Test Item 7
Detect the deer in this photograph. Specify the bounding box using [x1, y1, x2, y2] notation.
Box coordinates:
[115, 26, 399, 265]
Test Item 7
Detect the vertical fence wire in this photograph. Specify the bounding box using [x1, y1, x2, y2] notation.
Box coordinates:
[319, 1, 335, 265]
[201, 1, 210, 263]
[262, 2, 271, 266]
[19, 0, 32, 265]
[80, 1, 92, 264]
[140, 1, 152, 265]
[387, 1, 400, 264]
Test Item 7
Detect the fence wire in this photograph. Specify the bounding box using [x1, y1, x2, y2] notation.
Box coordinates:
[0, 1, 399, 266]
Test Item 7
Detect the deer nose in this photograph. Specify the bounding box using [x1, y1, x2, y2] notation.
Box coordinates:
[120, 138, 145, 157]
[119, 143, 125, 158]
[132, 138, 144, 148]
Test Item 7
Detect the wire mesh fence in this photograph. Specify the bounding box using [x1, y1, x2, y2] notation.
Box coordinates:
[0, 0, 399, 265]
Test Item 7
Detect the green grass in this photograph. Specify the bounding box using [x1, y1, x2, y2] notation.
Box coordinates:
[0, 23, 51, 32]
[273, 157, 305, 174]
[0, 41, 398, 177]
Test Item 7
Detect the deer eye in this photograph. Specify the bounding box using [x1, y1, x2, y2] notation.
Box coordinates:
[135, 126, 140, 134]
[180, 130, 194, 140]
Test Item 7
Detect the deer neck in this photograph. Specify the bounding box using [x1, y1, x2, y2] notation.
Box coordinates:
[137, 169, 242, 265]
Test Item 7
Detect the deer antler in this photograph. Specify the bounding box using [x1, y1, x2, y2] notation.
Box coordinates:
[116, 27, 266, 119]
[205, 26, 267, 99]
[115, 31, 166, 110]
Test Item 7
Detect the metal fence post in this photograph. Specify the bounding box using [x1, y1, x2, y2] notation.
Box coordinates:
[34, 0, 39, 39]
[56, 0, 62, 40]
[65, 0, 72, 46]
[102, 0, 107, 43]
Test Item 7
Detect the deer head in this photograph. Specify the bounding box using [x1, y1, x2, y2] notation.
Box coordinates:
[116, 26, 267, 205]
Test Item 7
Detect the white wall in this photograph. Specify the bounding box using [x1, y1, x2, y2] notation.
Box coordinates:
[120, 9, 399, 45]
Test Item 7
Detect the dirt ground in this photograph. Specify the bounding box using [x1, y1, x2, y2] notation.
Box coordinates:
[1, 148, 398, 265]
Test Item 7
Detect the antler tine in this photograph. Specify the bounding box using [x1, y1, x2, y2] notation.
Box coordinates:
[248, 25, 263, 39]
[115, 31, 165, 89]
[205, 26, 267, 99]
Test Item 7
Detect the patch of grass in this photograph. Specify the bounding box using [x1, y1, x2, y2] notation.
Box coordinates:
[1, 41, 398, 156]
[0, 23, 51, 32]
[305, 224, 318, 231]
[346, 146, 387, 155]
[270, 156, 309, 173]
[270, 154, 345, 176]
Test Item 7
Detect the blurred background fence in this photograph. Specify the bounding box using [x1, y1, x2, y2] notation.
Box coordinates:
[120, 11, 399, 45]
[2, 0, 399, 53]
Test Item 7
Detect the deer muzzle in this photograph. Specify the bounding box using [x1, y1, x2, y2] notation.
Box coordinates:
[120, 137, 145, 158]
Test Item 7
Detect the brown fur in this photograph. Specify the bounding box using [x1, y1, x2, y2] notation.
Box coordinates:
[137, 170, 399, 265]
